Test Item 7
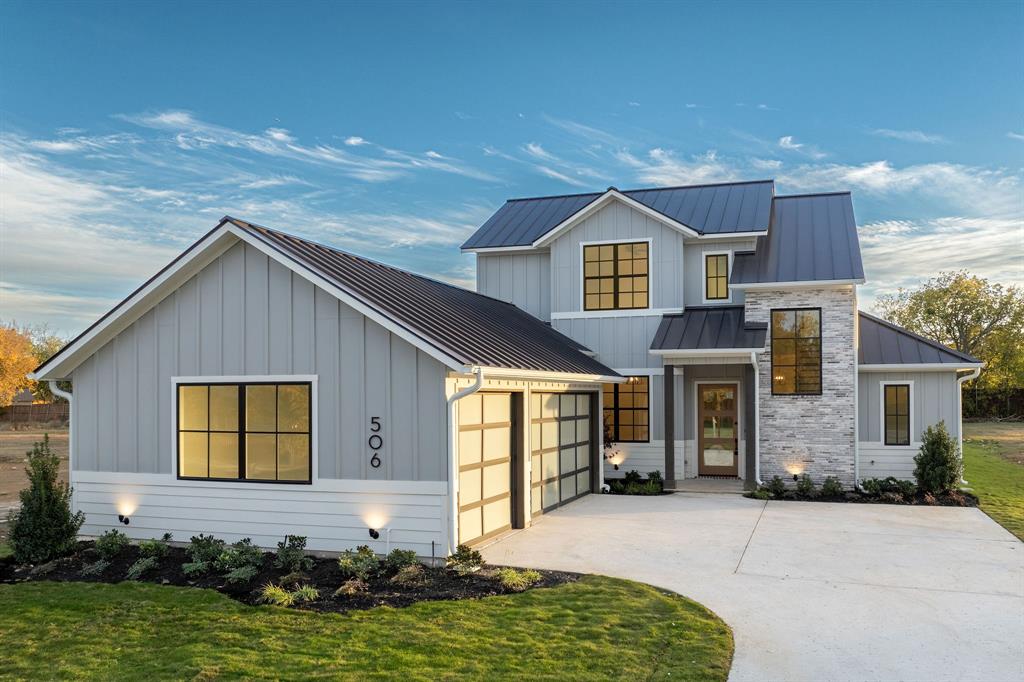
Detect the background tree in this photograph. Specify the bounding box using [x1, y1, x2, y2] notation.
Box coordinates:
[876, 271, 1024, 390]
[0, 323, 37, 406]
[26, 326, 70, 402]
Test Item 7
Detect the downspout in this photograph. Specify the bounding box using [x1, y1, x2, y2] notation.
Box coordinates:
[957, 367, 981, 486]
[49, 381, 74, 509]
[446, 367, 484, 555]
[750, 352, 763, 486]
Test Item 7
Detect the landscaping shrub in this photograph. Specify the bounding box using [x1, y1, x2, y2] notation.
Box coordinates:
[448, 544, 484, 575]
[334, 577, 368, 597]
[216, 538, 264, 584]
[274, 535, 313, 573]
[750, 489, 771, 500]
[259, 582, 295, 607]
[914, 421, 961, 494]
[383, 548, 419, 573]
[94, 529, 130, 561]
[497, 567, 542, 593]
[126, 556, 159, 580]
[647, 470, 664, 485]
[292, 584, 320, 603]
[861, 477, 916, 497]
[138, 533, 172, 559]
[878, 492, 905, 505]
[796, 474, 815, 497]
[182, 534, 225, 576]
[79, 559, 110, 577]
[623, 480, 662, 495]
[767, 476, 786, 497]
[623, 470, 643, 485]
[337, 545, 379, 581]
[7, 434, 85, 564]
[390, 563, 426, 586]
[821, 476, 843, 497]
[608, 480, 625, 494]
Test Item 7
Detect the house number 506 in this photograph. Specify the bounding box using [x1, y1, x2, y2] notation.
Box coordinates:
[368, 417, 383, 468]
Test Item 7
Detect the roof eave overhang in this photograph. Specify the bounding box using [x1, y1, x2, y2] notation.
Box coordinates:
[690, 230, 767, 241]
[458, 366, 624, 383]
[533, 189, 701, 248]
[650, 348, 764, 357]
[857, 363, 984, 372]
[730, 278, 865, 290]
[461, 244, 545, 254]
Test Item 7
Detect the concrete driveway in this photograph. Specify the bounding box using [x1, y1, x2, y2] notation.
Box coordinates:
[481, 494, 1023, 682]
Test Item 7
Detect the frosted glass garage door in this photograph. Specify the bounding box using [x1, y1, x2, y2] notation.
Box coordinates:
[530, 392, 593, 517]
[458, 393, 513, 545]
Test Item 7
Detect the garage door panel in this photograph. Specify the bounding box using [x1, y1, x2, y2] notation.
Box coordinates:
[482, 499, 510, 535]
[541, 421, 558, 449]
[483, 427, 511, 460]
[531, 392, 594, 517]
[577, 394, 590, 415]
[483, 393, 510, 423]
[457, 393, 513, 546]
[459, 470, 482, 505]
[542, 394, 558, 418]
[559, 394, 576, 417]
[459, 510, 482, 544]
[577, 418, 590, 443]
[482, 461, 511, 498]
[576, 444, 590, 470]
[576, 471, 590, 494]
[561, 476, 576, 501]
[542, 480, 559, 508]
[560, 447, 576, 474]
[460, 394, 483, 425]
[459, 431, 482, 466]
[541, 451, 559, 479]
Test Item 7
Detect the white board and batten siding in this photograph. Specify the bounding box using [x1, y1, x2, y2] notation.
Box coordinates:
[70, 239, 450, 556]
[857, 370, 961, 480]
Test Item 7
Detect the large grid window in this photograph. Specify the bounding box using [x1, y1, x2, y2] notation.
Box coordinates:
[771, 309, 822, 395]
[602, 376, 650, 443]
[178, 382, 311, 483]
[884, 384, 911, 446]
[583, 242, 649, 310]
[705, 254, 729, 300]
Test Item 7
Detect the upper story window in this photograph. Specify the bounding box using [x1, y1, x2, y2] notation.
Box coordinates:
[883, 384, 911, 446]
[704, 253, 730, 301]
[178, 381, 312, 483]
[583, 242, 649, 311]
[771, 309, 822, 395]
[602, 376, 650, 443]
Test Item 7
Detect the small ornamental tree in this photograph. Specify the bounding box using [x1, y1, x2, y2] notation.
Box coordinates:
[7, 434, 85, 564]
[913, 421, 961, 494]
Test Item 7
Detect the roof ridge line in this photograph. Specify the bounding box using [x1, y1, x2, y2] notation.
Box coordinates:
[775, 191, 851, 199]
[506, 178, 775, 203]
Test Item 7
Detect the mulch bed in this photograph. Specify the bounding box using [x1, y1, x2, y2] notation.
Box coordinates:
[0, 542, 578, 613]
[747, 489, 979, 506]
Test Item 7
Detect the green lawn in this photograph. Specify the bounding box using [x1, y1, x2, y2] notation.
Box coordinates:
[0, 576, 732, 680]
[964, 436, 1024, 541]
[0, 543, 10, 560]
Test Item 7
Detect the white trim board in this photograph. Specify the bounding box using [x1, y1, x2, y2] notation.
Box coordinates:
[858, 363, 982, 372]
[730, 279, 864, 290]
[552, 307, 682, 321]
[879, 380, 914, 447]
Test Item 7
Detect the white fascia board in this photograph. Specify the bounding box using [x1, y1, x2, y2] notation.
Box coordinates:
[30, 225, 240, 381]
[650, 348, 764, 356]
[462, 245, 544, 254]
[551, 307, 683, 320]
[858, 363, 983, 372]
[473, 366, 625, 383]
[226, 224, 471, 374]
[691, 231, 767, 240]
[533, 190, 700, 248]
[730, 278, 865, 290]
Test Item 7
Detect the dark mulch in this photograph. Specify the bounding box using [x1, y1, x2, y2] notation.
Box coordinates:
[0, 542, 578, 613]
[747, 489, 979, 506]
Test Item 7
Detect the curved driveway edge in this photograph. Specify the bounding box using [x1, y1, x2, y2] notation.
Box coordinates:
[481, 493, 1024, 682]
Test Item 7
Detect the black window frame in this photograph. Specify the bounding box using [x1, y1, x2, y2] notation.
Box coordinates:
[770, 307, 823, 396]
[883, 383, 911, 446]
[704, 253, 730, 301]
[602, 376, 650, 443]
[582, 241, 649, 311]
[176, 380, 313, 484]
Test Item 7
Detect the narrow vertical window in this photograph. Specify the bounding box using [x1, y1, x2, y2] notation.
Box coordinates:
[705, 254, 729, 300]
[771, 308, 822, 395]
[884, 384, 910, 446]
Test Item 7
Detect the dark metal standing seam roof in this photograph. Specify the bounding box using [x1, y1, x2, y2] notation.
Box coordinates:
[731, 192, 865, 285]
[858, 312, 981, 365]
[229, 219, 619, 377]
[461, 180, 775, 249]
[650, 306, 768, 351]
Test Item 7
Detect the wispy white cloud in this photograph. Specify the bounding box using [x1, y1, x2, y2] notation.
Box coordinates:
[756, 104, 779, 111]
[778, 135, 827, 159]
[534, 165, 589, 187]
[870, 128, 947, 144]
[344, 136, 368, 146]
[522, 142, 557, 162]
[628, 101, 641, 107]
[1007, 132, 1024, 142]
[615, 148, 738, 186]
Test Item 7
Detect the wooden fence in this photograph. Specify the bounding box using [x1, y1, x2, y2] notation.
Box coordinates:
[0, 402, 69, 424]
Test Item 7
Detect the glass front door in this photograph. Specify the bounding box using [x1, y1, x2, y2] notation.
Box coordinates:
[698, 384, 738, 477]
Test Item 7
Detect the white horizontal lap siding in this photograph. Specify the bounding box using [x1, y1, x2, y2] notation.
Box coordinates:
[858, 443, 919, 481]
[75, 474, 448, 557]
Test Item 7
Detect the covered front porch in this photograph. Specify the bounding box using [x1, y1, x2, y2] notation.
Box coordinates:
[650, 306, 767, 489]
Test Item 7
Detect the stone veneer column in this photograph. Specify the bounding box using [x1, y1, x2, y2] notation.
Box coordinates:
[744, 286, 857, 486]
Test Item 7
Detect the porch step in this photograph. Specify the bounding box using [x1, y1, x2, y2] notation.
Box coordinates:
[665, 478, 746, 494]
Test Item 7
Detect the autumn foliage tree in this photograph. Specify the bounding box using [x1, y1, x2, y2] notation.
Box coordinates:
[876, 271, 1024, 390]
[0, 323, 37, 406]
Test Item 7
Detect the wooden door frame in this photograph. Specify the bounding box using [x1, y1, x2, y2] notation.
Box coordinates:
[695, 381, 740, 477]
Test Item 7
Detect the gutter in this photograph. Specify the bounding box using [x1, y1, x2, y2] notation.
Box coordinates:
[750, 352, 763, 486]
[957, 367, 982, 485]
[445, 367, 484, 554]
[49, 381, 75, 509]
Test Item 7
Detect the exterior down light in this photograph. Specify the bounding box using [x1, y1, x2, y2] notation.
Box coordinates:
[117, 514, 130, 525]
[368, 528, 380, 540]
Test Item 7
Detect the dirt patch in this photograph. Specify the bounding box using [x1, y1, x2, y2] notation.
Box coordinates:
[964, 421, 1024, 465]
[0, 428, 68, 514]
[0, 541, 578, 614]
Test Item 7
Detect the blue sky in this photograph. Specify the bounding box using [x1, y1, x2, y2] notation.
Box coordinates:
[2, 0, 1022, 336]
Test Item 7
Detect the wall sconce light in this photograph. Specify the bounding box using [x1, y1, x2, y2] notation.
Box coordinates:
[117, 514, 130, 526]
[368, 528, 380, 540]
[792, 474, 799, 482]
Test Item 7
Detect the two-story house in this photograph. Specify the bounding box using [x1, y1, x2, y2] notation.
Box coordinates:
[31, 180, 982, 554]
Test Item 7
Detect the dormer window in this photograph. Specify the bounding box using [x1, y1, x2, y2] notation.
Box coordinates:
[583, 241, 649, 311]
[704, 253, 730, 302]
